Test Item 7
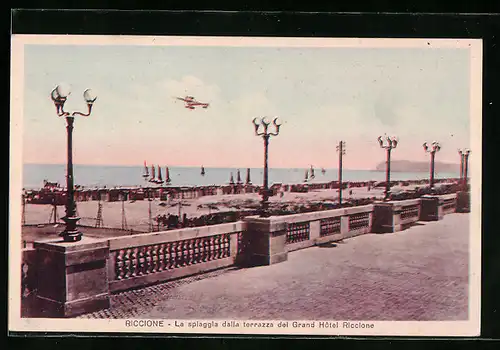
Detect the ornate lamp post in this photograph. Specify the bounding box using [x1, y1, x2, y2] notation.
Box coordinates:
[51, 84, 97, 242]
[458, 148, 471, 190]
[377, 135, 398, 201]
[423, 141, 441, 189]
[252, 117, 281, 217]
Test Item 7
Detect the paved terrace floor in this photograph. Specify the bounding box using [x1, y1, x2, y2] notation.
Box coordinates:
[79, 213, 469, 321]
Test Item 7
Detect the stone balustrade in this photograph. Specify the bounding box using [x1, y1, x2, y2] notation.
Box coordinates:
[420, 193, 458, 222]
[239, 205, 374, 267]
[265, 205, 373, 252]
[107, 222, 244, 293]
[372, 199, 422, 233]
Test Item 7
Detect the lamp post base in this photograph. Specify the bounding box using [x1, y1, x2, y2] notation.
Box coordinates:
[59, 231, 83, 242]
[60, 215, 82, 242]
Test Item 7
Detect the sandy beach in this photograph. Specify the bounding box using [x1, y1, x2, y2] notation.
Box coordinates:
[23, 186, 391, 233]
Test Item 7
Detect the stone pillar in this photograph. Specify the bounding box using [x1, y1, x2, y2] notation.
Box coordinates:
[456, 191, 470, 213]
[34, 237, 110, 318]
[240, 217, 288, 267]
[420, 195, 444, 221]
[372, 203, 396, 233]
[309, 220, 320, 241]
[340, 215, 349, 236]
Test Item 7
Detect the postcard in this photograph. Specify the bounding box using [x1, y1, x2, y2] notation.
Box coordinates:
[9, 34, 481, 336]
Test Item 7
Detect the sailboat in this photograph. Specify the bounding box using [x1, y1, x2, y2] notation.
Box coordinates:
[149, 164, 156, 183]
[201, 165, 205, 176]
[142, 161, 150, 179]
[229, 172, 235, 185]
[156, 165, 164, 185]
[304, 169, 309, 182]
[165, 167, 171, 184]
[236, 169, 242, 184]
[310, 165, 315, 179]
[321, 167, 326, 175]
[245, 168, 251, 185]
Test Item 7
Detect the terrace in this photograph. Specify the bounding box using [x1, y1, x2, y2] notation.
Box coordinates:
[20, 192, 470, 319]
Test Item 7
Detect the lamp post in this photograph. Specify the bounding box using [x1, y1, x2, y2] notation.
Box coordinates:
[458, 148, 471, 190]
[423, 141, 441, 189]
[51, 84, 97, 242]
[336, 141, 346, 205]
[252, 117, 281, 217]
[377, 135, 398, 201]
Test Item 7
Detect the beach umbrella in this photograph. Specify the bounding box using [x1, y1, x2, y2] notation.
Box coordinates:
[246, 168, 251, 184]
[236, 169, 242, 184]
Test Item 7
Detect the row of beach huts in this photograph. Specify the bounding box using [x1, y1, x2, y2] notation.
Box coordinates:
[23, 178, 461, 205]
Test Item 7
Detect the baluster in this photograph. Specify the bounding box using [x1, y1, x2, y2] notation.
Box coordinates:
[175, 241, 182, 267]
[224, 234, 230, 257]
[187, 239, 194, 266]
[220, 235, 226, 258]
[237, 232, 242, 254]
[221, 234, 227, 258]
[192, 238, 199, 264]
[166, 243, 172, 270]
[124, 248, 132, 279]
[186, 239, 192, 266]
[151, 244, 159, 273]
[184, 240, 190, 266]
[202, 238, 208, 262]
[145, 245, 153, 274]
[212, 235, 218, 260]
[209, 236, 215, 261]
[137, 247, 145, 276]
[130, 247, 138, 277]
[115, 250, 124, 280]
[199, 238, 205, 263]
[193, 238, 199, 264]
[216, 235, 223, 259]
[157, 244, 165, 272]
[182, 240, 189, 266]
[171, 241, 178, 268]
[205, 237, 211, 261]
[175, 241, 183, 268]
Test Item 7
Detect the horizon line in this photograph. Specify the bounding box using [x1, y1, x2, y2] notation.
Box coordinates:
[23, 162, 373, 171]
[23, 161, 459, 171]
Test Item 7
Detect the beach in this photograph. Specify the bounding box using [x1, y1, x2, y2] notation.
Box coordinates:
[23, 186, 388, 232]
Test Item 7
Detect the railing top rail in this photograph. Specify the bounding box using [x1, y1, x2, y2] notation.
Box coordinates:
[109, 221, 245, 251]
[439, 193, 458, 200]
[376, 198, 421, 207]
[260, 204, 374, 225]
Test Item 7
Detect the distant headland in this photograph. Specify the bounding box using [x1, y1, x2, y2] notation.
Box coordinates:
[374, 160, 459, 173]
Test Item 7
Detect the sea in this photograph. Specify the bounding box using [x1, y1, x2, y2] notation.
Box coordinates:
[22, 164, 460, 190]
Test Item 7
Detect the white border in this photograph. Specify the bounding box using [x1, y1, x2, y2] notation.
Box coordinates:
[9, 35, 482, 336]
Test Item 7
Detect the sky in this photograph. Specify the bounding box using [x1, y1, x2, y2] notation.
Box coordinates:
[22, 42, 471, 170]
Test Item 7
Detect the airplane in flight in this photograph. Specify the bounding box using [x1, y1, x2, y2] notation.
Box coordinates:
[175, 96, 210, 110]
